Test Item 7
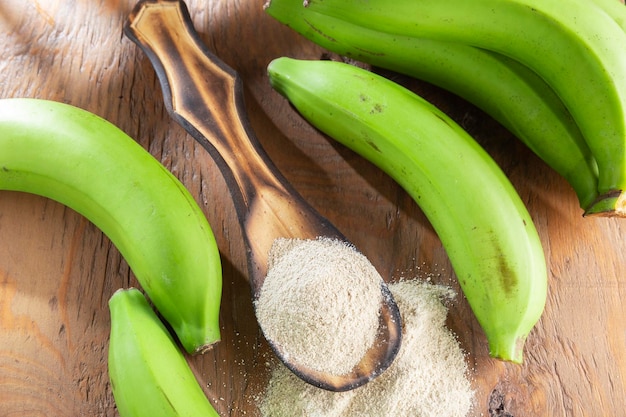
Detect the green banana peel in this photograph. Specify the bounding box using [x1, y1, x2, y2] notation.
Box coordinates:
[0, 98, 222, 354]
[268, 57, 548, 363]
[273, 0, 626, 216]
[264, 0, 599, 212]
[108, 288, 220, 417]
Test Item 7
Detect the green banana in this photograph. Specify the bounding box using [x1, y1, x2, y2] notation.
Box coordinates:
[264, 0, 599, 211]
[285, 0, 626, 216]
[0, 98, 222, 354]
[108, 288, 219, 417]
[593, 0, 626, 29]
[267, 57, 548, 363]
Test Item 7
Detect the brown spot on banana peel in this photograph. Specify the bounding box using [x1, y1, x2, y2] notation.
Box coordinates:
[476, 228, 518, 297]
[497, 254, 517, 297]
[354, 46, 386, 57]
[370, 103, 384, 114]
[433, 111, 456, 128]
[356, 93, 385, 114]
[303, 18, 337, 43]
[366, 140, 381, 152]
[457, 255, 517, 305]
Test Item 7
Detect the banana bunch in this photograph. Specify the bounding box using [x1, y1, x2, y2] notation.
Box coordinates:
[267, 57, 548, 363]
[108, 288, 219, 416]
[0, 98, 222, 354]
[264, 1, 598, 211]
[265, 0, 626, 217]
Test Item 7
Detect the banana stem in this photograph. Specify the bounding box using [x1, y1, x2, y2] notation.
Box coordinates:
[583, 191, 626, 217]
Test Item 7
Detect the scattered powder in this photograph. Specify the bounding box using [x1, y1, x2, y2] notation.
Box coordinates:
[254, 237, 384, 375]
[257, 279, 475, 417]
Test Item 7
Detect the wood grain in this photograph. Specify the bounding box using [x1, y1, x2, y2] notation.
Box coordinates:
[1, 0, 625, 416]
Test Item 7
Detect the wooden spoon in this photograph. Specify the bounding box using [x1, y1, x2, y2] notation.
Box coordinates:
[124, 0, 401, 391]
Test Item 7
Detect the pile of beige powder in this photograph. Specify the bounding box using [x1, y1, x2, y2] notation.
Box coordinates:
[255, 237, 384, 375]
[257, 278, 475, 416]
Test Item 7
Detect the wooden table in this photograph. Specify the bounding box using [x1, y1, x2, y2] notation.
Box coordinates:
[1, 0, 625, 415]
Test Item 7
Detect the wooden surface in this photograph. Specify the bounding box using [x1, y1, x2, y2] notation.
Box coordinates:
[1, 0, 625, 416]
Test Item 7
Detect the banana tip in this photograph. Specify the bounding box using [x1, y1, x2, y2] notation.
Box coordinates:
[489, 336, 526, 364]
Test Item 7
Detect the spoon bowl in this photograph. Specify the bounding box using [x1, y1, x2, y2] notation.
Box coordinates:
[125, 0, 402, 391]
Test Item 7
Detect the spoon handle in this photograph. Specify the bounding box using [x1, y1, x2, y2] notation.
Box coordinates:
[124, 0, 343, 291]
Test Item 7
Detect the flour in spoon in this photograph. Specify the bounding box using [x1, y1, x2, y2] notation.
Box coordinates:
[254, 237, 383, 375]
